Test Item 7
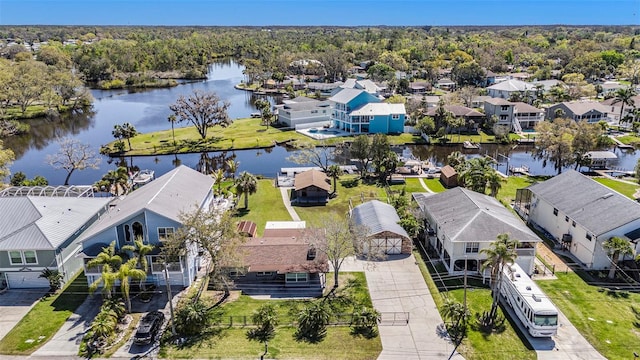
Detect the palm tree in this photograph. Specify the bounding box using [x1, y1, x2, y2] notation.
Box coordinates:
[486, 170, 503, 197]
[603, 236, 634, 280]
[226, 159, 239, 180]
[480, 233, 519, 322]
[87, 241, 124, 271]
[89, 264, 119, 299]
[103, 167, 130, 195]
[117, 258, 147, 313]
[234, 171, 258, 209]
[212, 168, 225, 195]
[168, 114, 177, 146]
[325, 164, 342, 195]
[447, 151, 466, 171]
[39, 268, 64, 293]
[459, 156, 495, 193]
[612, 87, 637, 127]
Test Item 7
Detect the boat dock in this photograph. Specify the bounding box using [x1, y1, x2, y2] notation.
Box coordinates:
[509, 165, 531, 176]
[609, 136, 634, 149]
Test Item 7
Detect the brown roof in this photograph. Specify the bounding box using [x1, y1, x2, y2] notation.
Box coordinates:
[240, 236, 329, 273]
[440, 165, 457, 178]
[294, 170, 330, 192]
[237, 220, 257, 237]
[262, 228, 306, 238]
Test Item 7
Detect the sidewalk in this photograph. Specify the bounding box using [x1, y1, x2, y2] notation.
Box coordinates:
[279, 187, 300, 221]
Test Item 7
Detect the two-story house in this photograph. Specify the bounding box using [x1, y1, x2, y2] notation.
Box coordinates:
[487, 79, 537, 100]
[514, 170, 640, 269]
[276, 96, 332, 129]
[484, 98, 545, 131]
[413, 188, 541, 276]
[78, 165, 216, 288]
[545, 101, 610, 123]
[328, 88, 406, 134]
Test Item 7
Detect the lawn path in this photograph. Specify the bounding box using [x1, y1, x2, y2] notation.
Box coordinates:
[279, 187, 300, 221]
[418, 177, 434, 193]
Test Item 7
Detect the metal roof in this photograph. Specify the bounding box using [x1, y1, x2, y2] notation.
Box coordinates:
[328, 88, 367, 104]
[350, 103, 406, 116]
[527, 170, 640, 236]
[0, 196, 111, 250]
[77, 165, 214, 243]
[487, 79, 536, 92]
[585, 151, 617, 160]
[351, 200, 409, 239]
[413, 188, 541, 243]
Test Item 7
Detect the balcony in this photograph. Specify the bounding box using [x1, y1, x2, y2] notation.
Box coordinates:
[515, 248, 535, 257]
[151, 262, 182, 273]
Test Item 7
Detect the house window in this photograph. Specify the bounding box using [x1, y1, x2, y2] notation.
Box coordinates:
[257, 271, 273, 276]
[499, 115, 508, 120]
[392, 114, 400, 120]
[501, 105, 509, 111]
[132, 222, 144, 241]
[586, 234, 592, 241]
[465, 242, 480, 253]
[553, 208, 558, 216]
[572, 221, 576, 227]
[9, 251, 23, 265]
[286, 273, 308, 283]
[158, 227, 175, 242]
[124, 224, 131, 242]
[369, 116, 374, 120]
[8, 250, 38, 265]
[24, 250, 37, 264]
[565, 216, 569, 222]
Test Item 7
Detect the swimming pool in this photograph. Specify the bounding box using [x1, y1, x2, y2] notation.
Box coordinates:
[308, 128, 340, 134]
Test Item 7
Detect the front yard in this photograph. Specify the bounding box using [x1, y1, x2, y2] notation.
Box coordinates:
[160, 272, 382, 359]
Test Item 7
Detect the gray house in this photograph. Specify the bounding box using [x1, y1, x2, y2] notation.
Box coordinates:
[0, 188, 111, 288]
[78, 165, 216, 288]
[413, 188, 541, 275]
[351, 200, 412, 255]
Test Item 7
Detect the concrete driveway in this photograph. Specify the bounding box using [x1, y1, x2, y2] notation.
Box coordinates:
[0, 288, 49, 341]
[340, 255, 463, 360]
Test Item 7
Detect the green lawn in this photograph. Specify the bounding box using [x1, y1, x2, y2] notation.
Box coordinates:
[162, 272, 381, 359]
[616, 134, 640, 146]
[537, 273, 640, 360]
[413, 250, 535, 360]
[234, 179, 292, 236]
[594, 178, 639, 199]
[423, 178, 446, 193]
[295, 175, 388, 225]
[402, 177, 427, 193]
[0, 272, 88, 355]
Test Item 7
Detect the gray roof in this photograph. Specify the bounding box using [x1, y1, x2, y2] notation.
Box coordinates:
[351, 200, 409, 239]
[283, 99, 331, 111]
[513, 102, 543, 114]
[351, 103, 405, 116]
[328, 88, 367, 104]
[585, 151, 617, 160]
[558, 101, 610, 116]
[413, 188, 541, 243]
[78, 165, 214, 242]
[0, 197, 111, 250]
[488, 79, 536, 92]
[527, 170, 640, 236]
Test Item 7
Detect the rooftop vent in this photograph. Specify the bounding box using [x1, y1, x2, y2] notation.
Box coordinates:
[602, 193, 614, 199]
[307, 247, 317, 260]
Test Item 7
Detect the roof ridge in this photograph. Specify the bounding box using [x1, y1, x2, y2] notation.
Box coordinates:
[147, 166, 181, 206]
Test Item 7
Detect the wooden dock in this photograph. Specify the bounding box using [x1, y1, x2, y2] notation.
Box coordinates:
[609, 136, 635, 149]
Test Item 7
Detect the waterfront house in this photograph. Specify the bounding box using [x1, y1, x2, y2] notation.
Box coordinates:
[514, 170, 640, 269]
[329, 88, 406, 134]
[425, 105, 485, 132]
[487, 79, 537, 99]
[484, 98, 545, 131]
[350, 200, 412, 255]
[230, 221, 328, 297]
[0, 186, 111, 288]
[292, 169, 330, 205]
[276, 96, 332, 129]
[545, 101, 610, 123]
[78, 165, 216, 288]
[413, 188, 541, 275]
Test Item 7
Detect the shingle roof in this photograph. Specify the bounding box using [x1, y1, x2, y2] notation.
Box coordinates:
[350, 103, 406, 116]
[351, 200, 409, 239]
[440, 165, 457, 177]
[413, 188, 541, 243]
[527, 170, 640, 236]
[0, 197, 111, 250]
[239, 229, 328, 273]
[294, 170, 330, 192]
[485, 98, 512, 106]
[559, 101, 610, 116]
[78, 165, 214, 242]
[426, 105, 484, 117]
[328, 88, 366, 104]
[513, 102, 543, 114]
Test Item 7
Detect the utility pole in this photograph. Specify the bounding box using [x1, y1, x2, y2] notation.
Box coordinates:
[164, 261, 177, 337]
[463, 256, 468, 312]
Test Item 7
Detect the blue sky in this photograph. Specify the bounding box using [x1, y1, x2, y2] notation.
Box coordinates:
[0, 0, 638, 26]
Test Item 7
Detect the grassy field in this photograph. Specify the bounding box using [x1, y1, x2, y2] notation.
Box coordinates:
[537, 273, 640, 360]
[616, 134, 640, 146]
[161, 272, 381, 359]
[233, 179, 292, 236]
[594, 177, 639, 199]
[0, 273, 88, 355]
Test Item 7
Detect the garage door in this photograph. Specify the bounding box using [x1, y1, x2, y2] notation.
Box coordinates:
[6, 272, 49, 289]
[364, 238, 403, 255]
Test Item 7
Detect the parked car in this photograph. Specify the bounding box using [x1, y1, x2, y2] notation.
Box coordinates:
[133, 311, 165, 345]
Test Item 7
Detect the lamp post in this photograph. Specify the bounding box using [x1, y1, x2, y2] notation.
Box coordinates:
[163, 261, 177, 337]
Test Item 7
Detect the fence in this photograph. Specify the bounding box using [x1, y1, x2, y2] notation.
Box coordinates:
[211, 312, 410, 327]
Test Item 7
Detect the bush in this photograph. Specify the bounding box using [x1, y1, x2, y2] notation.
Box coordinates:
[175, 299, 211, 336]
[295, 301, 330, 343]
[350, 307, 380, 339]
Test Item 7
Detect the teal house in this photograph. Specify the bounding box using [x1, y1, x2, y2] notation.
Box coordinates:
[328, 88, 406, 134]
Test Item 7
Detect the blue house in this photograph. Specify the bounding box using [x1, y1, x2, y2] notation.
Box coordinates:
[78, 165, 215, 288]
[328, 88, 406, 134]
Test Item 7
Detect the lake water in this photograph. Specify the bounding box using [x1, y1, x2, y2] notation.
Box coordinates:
[4, 60, 639, 185]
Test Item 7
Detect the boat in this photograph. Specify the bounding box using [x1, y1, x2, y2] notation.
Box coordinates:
[463, 141, 480, 149]
[250, 112, 261, 118]
[132, 169, 155, 186]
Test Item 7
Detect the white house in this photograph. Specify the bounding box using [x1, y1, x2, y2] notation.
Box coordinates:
[486, 79, 537, 99]
[514, 170, 640, 269]
[413, 188, 541, 276]
[545, 101, 610, 123]
[484, 98, 545, 131]
[276, 96, 332, 129]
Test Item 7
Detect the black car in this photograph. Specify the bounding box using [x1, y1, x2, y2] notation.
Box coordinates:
[133, 311, 165, 345]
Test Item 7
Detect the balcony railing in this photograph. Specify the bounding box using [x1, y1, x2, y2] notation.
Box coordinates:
[151, 262, 181, 273]
[515, 248, 535, 257]
[85, 264, 103, 274]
